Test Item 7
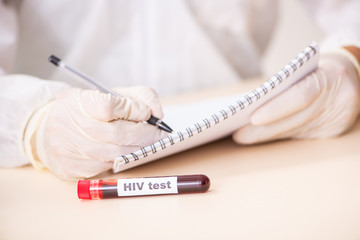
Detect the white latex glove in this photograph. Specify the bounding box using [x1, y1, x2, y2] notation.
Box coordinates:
[23, 86, 168, 180]
[233, 48, 360, 145]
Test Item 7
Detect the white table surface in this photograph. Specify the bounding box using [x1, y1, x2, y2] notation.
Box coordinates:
[1, 82, 360, 240]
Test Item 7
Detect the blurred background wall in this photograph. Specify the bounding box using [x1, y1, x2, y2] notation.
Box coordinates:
[261, 0, 324, 77]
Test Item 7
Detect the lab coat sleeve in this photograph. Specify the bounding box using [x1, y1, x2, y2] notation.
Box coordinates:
[299, 0, 360, 48]
[0, 76, 70, 168]
[0, 2, 70, 167]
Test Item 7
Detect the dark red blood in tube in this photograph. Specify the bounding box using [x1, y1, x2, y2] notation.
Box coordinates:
[78, 174, 210, 200]
[176, 174, 210, 194]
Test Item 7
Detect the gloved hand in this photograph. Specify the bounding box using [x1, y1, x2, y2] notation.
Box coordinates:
[233, 47, 360, 145]
[23, 86, 168, 180]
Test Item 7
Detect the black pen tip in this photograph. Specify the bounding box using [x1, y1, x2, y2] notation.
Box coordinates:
[159, 125, 173, 133]
[147, 116, 173, 133]
[48, 55, 61, 66]
[159, 121, 173, 133]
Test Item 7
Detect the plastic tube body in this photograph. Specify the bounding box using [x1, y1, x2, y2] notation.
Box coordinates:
[78, 174, 210, 200]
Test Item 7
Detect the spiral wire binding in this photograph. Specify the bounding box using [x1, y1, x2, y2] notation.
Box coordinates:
[113, 43, 318, 168]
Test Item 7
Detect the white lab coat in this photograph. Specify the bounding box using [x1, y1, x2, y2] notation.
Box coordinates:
[0, 0, 359, 167]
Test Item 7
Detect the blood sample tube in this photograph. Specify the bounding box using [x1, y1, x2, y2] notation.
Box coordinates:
[78, 174, 210, 200]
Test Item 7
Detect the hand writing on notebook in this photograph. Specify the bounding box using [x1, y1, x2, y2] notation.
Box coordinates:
[233, 47, 360, 145]
[23, 86, 168, 180]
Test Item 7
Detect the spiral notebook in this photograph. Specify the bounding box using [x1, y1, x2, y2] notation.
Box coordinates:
[112, 42, 320, 173]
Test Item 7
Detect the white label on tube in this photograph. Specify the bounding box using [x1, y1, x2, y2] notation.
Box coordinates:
[117, 177, 178, 197]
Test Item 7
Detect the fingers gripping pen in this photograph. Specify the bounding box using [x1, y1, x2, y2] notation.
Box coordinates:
[78, 174, 210, 200]
[48, 55, 173, 133]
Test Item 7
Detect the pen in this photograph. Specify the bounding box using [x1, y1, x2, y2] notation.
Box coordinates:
[48, 55, 173, 133]
[77, 174, 210, 199]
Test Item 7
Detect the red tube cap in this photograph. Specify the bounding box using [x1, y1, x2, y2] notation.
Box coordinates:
[78, 180, 91, 199]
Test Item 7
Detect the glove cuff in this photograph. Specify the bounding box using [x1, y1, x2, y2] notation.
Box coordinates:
[22, 101, 53, 170]
[343, 45, 360, 78]
[324, 47, 360, 78]
[322, 44, 360, 117]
